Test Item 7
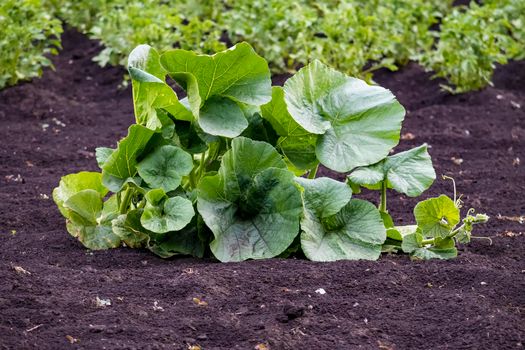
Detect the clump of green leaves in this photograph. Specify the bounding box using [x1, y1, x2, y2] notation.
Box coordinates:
[55, 0, 225, 68]
[222, 0, 452, 80]
[0, 0, 62, 89]
[419, 0, 525, 93]
[400, 192, 490, 260]
[53, 43, 488, 262]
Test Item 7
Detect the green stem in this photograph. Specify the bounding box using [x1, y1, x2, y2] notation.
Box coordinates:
[195, 151, 207, 181]
[420, 238, 434, 246]
[379, 181, 387, 213]
[307, 163, 319, 179]
[119, 187, 133, 214]
[420, 225, 464, 246]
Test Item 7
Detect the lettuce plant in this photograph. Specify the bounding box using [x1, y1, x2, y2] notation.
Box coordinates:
[53, 43, 488, 262]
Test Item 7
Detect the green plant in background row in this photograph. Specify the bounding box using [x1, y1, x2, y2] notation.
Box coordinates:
[53, 43, 489, 262]
[419, 0, 525, 93]
[221, 0, 452, 81]
[0, 0, 62, 89]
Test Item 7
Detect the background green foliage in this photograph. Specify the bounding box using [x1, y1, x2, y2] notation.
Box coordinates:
[1, 0, 524, 91]
[419, 0, 525, 93]
[0, 0, 62, 88]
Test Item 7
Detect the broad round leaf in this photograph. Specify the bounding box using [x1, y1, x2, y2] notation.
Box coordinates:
[137, 145, 193, 192]
[295, 177, 352, 218]
[53, 172, 108, 218]
[383, 144, 435, 197]
[197, 137, 302, 262]
[348, 144, 436, 197]
[160, 43, 271, 137]
[283, 60, 405, 172]
[64, 194, 121, 250]
[141, 192, 195, 234]
[414, 195, 460, 238]
[66, 222, 121, 250]
[199, 96, 248, 138]
[160, 42, 272, 108]
[347, 162, 385, 191]
[301, 199, 386, 262]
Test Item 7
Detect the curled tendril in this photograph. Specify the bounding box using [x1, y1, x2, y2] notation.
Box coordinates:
[442, 175, 462, 207]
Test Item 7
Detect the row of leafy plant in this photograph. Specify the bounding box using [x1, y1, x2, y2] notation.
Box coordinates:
[54, 0, 525, 92]
[2, 0, 523, 91]
[0, 0, 62, 89]
[53, 43, 488, 262]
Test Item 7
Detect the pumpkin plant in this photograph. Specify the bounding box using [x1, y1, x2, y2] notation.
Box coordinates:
[53, 42, 488, 262]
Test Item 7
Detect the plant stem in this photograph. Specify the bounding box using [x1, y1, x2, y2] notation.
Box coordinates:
[420, 238, 434, 246]
[420, 225, 464, 246]
[307, 163, 319, 179]
[119, 187, 133, 214]
[195, 151, 207, 181]
[379, 181, 387, 213]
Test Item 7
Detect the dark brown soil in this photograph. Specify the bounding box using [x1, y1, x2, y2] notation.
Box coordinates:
[1, 30, 524, 350]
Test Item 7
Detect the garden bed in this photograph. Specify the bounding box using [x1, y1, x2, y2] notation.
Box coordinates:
[0, 30, 523, 349]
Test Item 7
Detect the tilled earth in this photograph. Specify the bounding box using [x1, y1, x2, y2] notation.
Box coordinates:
[0, 31, 524, 349]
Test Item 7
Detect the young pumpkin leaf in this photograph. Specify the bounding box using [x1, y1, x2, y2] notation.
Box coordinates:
[414, 195, 460, 238]
[140, 189, 195, 234]
[348, 144, 436, 197]
[283, 60, 405, 172]
[64, 192, 121, 250]
[53, 172, 108, 218]
[197, 137, 302, 262]
[136, 145, 193, 192]
[101, 125, 155, 192]
[300, 199, 387, 262]
[160, 42, 271, 138]
[128, 44, 193, 127]
[261, 87, 318, 170]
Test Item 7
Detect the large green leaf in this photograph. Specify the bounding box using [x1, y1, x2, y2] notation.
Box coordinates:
[198, 96, 248, 137]
[140, 189, 195, 234]
[197, 137, 302, 262]
[53, 172, 108, 218]
[261, 87, 318, 170]
[136, 145, 193, 192]
[283, 60, 405, 172]
[300, 199, 387, 262]
[295, 177, 352, 218]
[160, 43, 271, 138]
[348, 144, 436, 197]
[101, 125, 155, 191]
[63, 191, 121, 250]
[128, 44, 193, 127]
[414, 195, 460, 238]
